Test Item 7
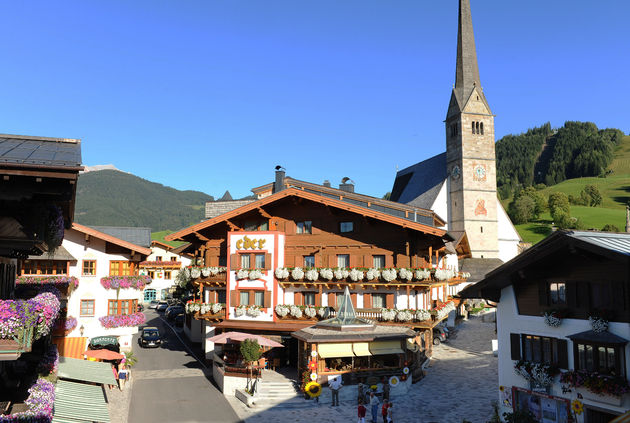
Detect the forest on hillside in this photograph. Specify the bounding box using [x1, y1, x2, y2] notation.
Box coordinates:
[496, 121, 625, 198]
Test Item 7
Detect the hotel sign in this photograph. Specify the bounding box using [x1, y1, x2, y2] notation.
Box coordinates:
[235, 235, 266, 250]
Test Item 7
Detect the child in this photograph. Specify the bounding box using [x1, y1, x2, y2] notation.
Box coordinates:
[357, 399, 367, 423]
[387, 401, 393, 423]
[381, 400, 389, 423]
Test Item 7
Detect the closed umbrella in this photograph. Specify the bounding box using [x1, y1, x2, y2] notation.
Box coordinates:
[208, 331, 283, 348]
[83, 349, 125, 361]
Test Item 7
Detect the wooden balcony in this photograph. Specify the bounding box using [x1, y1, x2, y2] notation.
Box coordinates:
[194, 309, 226, 321]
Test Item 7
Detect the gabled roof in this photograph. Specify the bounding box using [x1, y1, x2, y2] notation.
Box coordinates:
[390, 152, 447, 208]
[71, 223, 151, 256]
[459, 230, 630, 301]
[89, 226, 151, 248]
[0, 134, 82, 170]
[151, 240, 175, 251]
[166, 187, 450, 242]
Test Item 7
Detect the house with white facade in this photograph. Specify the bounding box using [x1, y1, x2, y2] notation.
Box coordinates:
[461, 230, 630, 423]
[139, 240, 192, 303]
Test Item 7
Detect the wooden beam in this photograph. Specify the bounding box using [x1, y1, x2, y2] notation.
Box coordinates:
[225, 220, 239, 231]
[257, 207, 272, 219]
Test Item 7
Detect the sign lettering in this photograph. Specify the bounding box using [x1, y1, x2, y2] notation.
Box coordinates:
[236, 235, 266, 250]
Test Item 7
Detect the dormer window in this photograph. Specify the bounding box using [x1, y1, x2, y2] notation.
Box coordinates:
[296, 221, 312, 234]
[339, 221, 354, 233]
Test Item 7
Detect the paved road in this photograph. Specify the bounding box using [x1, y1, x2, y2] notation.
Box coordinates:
[128, 309, 241, 423]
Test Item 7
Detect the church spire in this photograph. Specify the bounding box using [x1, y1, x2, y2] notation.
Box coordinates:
[454, 0, 482, 107]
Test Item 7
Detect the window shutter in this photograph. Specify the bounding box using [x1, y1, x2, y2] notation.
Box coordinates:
[295, 292, 303, 306]
[510, 333, 522, 360]
[229, 254, 239, 270]
[363, 293, 372, 309]
[349, 255, 358, 268]
[264, 290, 272, 308]
[386, 293, 394, 309]
[328, 292, 336, 307]
[230, 290, 238, 307]
[315, 292, 322, 307]
[566, 282, 577, 308]
[363, 255, 371, 267]
[538, 281, 548, 306]
[385, 255, 394, 268]
[351, 293, 358, 308]
[264, 253, 271, 270]
[556, 339, 569, 369]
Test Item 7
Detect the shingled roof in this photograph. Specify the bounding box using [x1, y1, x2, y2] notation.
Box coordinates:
[390, 153, 447, 209]
[0, 134, 82, 169]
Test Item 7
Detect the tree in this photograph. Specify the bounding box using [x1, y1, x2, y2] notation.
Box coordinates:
[583, 184, 602, 206]
[382, 192, 391, 201]
[548, 192, 570, 223]
[240, 339, 262, 393]
[510, 196, 535, 224]
[602, 224, 619, 232]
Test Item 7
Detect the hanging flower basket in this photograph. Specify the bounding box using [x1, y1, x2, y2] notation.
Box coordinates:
[589, 316, 609, 333]
[16, 275, 79, 288]
[275, 267, 290, 280]
[100, 275, 150, 290]
[543, 311, 562, 327]
[560, 370, 630, 397]
[99, 312, 145, 328]
[514, 360, 558, 388]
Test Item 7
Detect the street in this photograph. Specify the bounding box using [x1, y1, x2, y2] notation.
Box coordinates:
[127, 309, 241, 423]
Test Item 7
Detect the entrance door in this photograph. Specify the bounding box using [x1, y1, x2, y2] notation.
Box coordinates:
[144, 289, 156, 302]
[586, 408, 618, 423]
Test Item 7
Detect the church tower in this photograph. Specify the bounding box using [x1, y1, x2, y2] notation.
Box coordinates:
[445, 0, 499, 259]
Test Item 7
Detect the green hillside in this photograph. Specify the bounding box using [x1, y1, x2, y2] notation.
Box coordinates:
[75, 170, 213, 232]
[152, 231, 186, 248]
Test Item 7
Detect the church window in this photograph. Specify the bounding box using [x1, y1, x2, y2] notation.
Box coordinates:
[480, 226, 483, 233]
[471, 122, 476, 134]
[480, 122, 484, 135]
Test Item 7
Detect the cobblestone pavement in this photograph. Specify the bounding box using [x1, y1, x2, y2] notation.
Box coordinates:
[228, 313, 498, 423]
[106, 376, 133, 423]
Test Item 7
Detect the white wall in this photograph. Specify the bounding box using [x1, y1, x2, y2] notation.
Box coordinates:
[139, 245, 192, 301]
[497, 200, 521, 263]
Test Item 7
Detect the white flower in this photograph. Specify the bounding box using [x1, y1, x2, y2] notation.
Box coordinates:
[305, 269, 319, 281]
[381, 308, 396, 321]
[396, 310, 413, 321]
[200, 304, 211, 314]
[415, 309, 431, 321]
[341, 269, 349, 278]
[290, 305, 303, 318]
[237, 269, 249, 280]
[381, 269, 397, 282]
[333, 268, 345, 280]
[589, 316, 608, 333]
[291, 267, 305, 280]
[209, 267, 220, 276]
[234, 306, 246, 317]
[190, 267, 201, 279]
[317, 307, 328, 318]
[211, 303, 223, 314]
[398, 268, 413, 281]
[193, 303, 200, 312]
[275, 268, 290, 280]
[365, 268, 380, 281]
[319, 268, 334, 281]
[248, 269, 263, 280]
[201, 267, 211, 277]
[544, 312, 561, 327]
[246, 307, 261, 317]
[414, 269, 431, 280]
[349, 268, 364, 282]
[182, 267, 191, 278]
[434, 269, 454, 281]
[304, 307, 317, 318]
[275, 304, 289, 317]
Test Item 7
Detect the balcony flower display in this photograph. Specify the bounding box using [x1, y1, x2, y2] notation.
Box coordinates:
[560, 370, 630, 397]
[398, 268, 413, 281]
[416, 309, 431, 321]
[365, 268, 380, 281]
[275, 304, 289, 317]
[290, 305, 303, 318]
[349, 268, 364, 282]
[275, 267, 290, 280]
[381, 268, 397, 282]
[414, 269, 431, 280]
[435, 301, 456, 320]
[36, 344, 59, 376]
[589, 316, 609, 333]
[396, 310, 413, 321]
[304, 306, 317, 318]
[235, 305, 246, 317]
[55, 316, 77, 332]
[515, 360, 558, 388]
[248, 269, 263, 280]
[333, 268, 349, 280]
[246, 306, 261, 317]
[190, 267, 201, 279]
[0, 292, 61, 340]
[305, 269, 319, 281]
[544, 311, 562, 327]
[434, 268, 455, 281]
[16, 275, 79, 288]
[291, 267, 305, 280]
[187, 302, 225, 315]
[99, 312, 145, 328]
[100, 275, 150, 290]
[10, 377, 55, 421]
[236, 269, 249, 280]
[381, 308, 396, 321]
[319, 268, 334, 281]
[317, 307, 328, 318]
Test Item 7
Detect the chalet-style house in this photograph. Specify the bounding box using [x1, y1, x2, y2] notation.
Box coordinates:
[139, 240, 192, 302]
[18, 223, 151, 357]
[167, 169, 469, 393]
[461, 230, 630, 423]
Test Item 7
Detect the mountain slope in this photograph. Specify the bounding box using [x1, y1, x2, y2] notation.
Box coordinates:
[75, 170, 213, 231]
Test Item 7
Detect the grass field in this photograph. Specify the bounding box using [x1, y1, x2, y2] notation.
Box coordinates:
[151, 230, 186, 247]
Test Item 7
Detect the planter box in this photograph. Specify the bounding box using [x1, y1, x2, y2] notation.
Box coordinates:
[579, 388, 623, 406]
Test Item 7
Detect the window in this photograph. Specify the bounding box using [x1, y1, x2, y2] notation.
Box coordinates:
[82, 260, 96, 276]
[296, 221, 312, 234]
[80, 300, 95, 317]
[148, 271, 155, 279]
[472, 122, 476, 134]
[217, 290, 226, 304]
[339, 222, 354, 233]
[372, 293, 386, 308]
[21, 260, 67, 275]
[240, 254, 251, 269]
[254, 254, 265, 269]
[304, 255, 315, 267]
[480, 122, 484, 135]
[576, 342, 623, 376]
[164, 271, 172, 280]
[254, 291, 265, 307]
[240, 291, 250, 306]
[336, 293, 344, 306]
[110, 261, 132, 276]
[519, 334, 566, 367]
[171, 256, 177, 262]
[549, 282, 566, 305]
[303, 293, 316, 306]
[244, 220, 269, 231]
[373, 255, 385, 269]
[155, 256, 162, 262]
[337, 254, 350, 268]
[108, 299, 138, 315]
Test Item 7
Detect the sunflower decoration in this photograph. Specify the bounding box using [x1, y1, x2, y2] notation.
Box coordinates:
[305, 381, 322, 398]
[402, 367, 410, 375]
[499, 385, 505, 392]
[389, 376, 400, 387]
[571, 399, 584, 415]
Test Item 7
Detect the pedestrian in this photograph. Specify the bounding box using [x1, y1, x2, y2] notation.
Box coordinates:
[369, 391, 379, 423]
[118, 365, 128, 390]
[387, 401, 393, 423]
[382, 377, 390, 402]
[381, 400, 389, 423]
[357, 399, 367, 423]
[329, 376, 342, 406]
[357, 379, 365, 405]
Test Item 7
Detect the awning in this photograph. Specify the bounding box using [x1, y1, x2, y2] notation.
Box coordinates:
[57, 357, 117, 385]
[567, 330, 629, 345]
[610, 410, 630, 423]
[369, 340, 404, 355]
[27, 245, 76, 261]
[352, 342, 372, 357]
[53, 379, 110, 423]
[318, 343, 355, 358]
[53, 337, 87, 359]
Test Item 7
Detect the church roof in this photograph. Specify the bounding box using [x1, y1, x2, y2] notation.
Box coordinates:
[390, 152, 446, 209]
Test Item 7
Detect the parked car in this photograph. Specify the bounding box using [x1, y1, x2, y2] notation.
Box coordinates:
[148, 300, 159, 309]
[139, 327, 161, 348]
[433, 326, 448, 345]
[166, 305, 185, 320]
[156, 301, 169, 312]
[174, 313, 185, 328]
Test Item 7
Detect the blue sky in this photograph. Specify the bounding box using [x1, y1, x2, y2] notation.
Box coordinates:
[0, 1, 628, 199]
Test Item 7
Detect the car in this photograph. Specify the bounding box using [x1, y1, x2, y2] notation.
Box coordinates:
[433, 327, 448, 345]
[148, 300, 159, 309]
[174, 313, 185, 328]
[166, 305, 185, 320]
[139, 327, 161, 348]
[156, 301, 169, 312]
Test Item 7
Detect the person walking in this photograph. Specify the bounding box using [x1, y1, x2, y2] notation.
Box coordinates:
[386, 401, 394, 423]
[381, 400, 389, 423]
[329, 376, 342, 406]
[381, 378, 390, 402]
[357, 399, 367, 423]
[369, 391, 379, 423]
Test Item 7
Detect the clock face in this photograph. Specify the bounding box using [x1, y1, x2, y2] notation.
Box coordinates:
[473, 164, 487, 181]
[451, 165, 461, 180]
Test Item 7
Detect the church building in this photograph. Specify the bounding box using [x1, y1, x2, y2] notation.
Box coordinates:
[391, 0, 521, 270]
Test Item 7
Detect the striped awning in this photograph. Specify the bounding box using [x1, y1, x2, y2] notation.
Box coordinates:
[53, 337, 87, 359]
[369, 340, 404, 355]
[53, 379, 110, 423]
[352, 342, 372, 357]
[611, 411, 630, 423]
[57, 357, 117, 385]
[318, 343, 355, 358]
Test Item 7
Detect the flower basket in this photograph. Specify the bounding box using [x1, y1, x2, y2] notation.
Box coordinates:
[543, 311, 562, 327]
[578, 388, 623, 406]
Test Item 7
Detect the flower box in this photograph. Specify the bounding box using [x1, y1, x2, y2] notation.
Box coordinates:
[579, 388, 623, 406]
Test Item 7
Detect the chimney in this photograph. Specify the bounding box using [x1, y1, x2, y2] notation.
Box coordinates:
[323, 180, 331, 188]
[339, 177, 354, 193]
[273, 166, 285, 193]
